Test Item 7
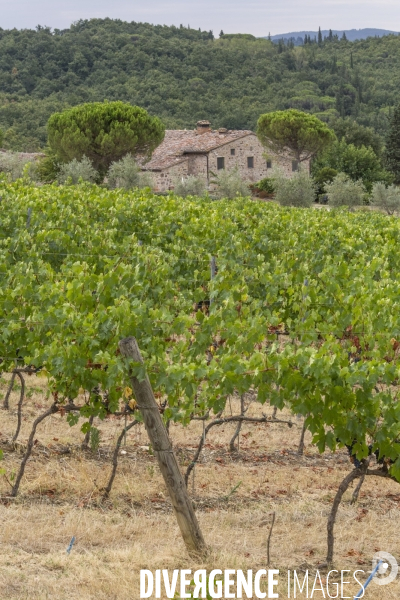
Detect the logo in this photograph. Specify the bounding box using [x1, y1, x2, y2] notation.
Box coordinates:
[372, 551, 398, 586]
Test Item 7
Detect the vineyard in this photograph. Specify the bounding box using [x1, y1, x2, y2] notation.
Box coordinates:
[1, 181, 400, 598]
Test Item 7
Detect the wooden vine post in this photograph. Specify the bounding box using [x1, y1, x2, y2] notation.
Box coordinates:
[118, 337, 207, 556]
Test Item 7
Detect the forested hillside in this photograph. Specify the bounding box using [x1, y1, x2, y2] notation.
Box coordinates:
[270, 28, 398, 44]
[1, 18, 400, 150]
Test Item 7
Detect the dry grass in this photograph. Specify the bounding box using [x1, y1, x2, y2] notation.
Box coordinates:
[1, 374, 400, 599]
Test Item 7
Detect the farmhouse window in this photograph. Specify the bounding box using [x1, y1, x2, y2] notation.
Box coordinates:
[230, 148, 235, 156]
[266, 160, 272, 168]
[217, 157, 225, 170]
[292, 160, 299, 172]
[247, 156, 254, 168]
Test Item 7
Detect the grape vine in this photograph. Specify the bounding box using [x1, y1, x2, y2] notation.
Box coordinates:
[2, 179, 400, 559]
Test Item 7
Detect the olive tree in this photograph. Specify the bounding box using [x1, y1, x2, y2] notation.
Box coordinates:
[0, 152, 38, 182]
[107, 154, 153, 190]
[325, 173, 365, 208]
[47, 101, 165, 176]
[274, 167, 316, 208]
[371, 182, 400, 215]
[57, 156, 97, 185]
[257, 109, 335, 163]
[214, 168, 250, 199]
[174, 175, 205, 198]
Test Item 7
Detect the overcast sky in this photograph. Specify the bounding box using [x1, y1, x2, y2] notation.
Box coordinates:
[1, 0, 400, 36]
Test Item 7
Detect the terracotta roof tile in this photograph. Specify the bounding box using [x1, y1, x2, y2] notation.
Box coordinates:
[143, 129, 253, 171]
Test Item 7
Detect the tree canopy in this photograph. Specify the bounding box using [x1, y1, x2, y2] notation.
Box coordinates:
[47, 101, 165, 173]
[1, 20, 400, 150]
[313, 139, 392, 191]
[385, 104, 400, 183]
[257, 109, 335, 161]
[331, 117, 383, 156]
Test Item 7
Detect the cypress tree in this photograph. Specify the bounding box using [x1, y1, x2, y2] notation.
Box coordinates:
[318, 26, 323, 46]
[385, 104, 400, 183]
[350, 52, 354, 68]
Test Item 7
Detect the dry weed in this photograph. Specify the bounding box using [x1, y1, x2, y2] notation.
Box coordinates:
[1, 375, 399, 599]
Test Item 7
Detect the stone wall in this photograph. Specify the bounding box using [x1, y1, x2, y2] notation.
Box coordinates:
[209, 133, 310, 186]
[151, 160, 189, 192]
[209, 133, 267, 188]
[149, 133, 310, 193]
[187, 154, 208, 179]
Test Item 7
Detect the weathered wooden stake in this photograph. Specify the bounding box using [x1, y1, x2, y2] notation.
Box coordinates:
[210, 256, 216, 280]
[297, 417, 307, 456]
[118, 336, 207, 556]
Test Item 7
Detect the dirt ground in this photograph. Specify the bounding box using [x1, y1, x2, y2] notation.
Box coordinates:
[1, 374, 400, 599]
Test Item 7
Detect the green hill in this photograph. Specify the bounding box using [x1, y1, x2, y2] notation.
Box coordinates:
[270, 28, 399, 44]
[0, 18, 400, 151]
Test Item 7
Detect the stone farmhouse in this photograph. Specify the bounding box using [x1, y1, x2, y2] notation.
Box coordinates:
[142, 121, 309, 192]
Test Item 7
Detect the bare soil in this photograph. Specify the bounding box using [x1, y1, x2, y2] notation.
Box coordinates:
[1, 374, 399, 599]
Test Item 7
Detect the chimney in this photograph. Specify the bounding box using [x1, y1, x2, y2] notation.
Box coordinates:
[196, 120, 211, 134]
